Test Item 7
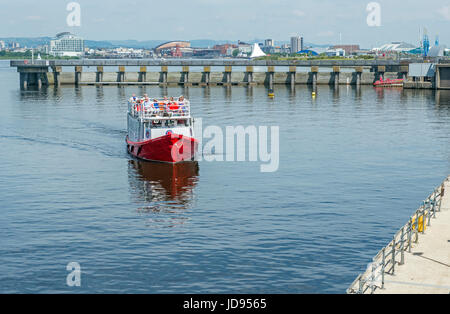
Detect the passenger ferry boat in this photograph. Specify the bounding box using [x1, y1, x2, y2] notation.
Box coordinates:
[126, 96, 198, 163]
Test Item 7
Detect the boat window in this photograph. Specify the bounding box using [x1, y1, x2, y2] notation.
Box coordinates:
[151, 120, 161, 128]
[167, 120, 176, 127]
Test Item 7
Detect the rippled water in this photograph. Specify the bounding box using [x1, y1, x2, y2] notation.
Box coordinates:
[1, 60, 449, 293]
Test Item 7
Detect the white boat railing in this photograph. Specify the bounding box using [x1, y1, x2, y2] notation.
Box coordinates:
[128, 98, 191, 119]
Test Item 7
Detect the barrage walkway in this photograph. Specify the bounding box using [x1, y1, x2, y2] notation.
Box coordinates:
[348, 176, 450, 294]
[374, 177, 450, 294]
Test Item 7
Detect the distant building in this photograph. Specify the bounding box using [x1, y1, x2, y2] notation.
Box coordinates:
[290, 36, 303, 53]
[237, 41, 252, 56]
[193, 48, 221, 58]
[36, 45, 49, 54]
[250, 43, 266, 59]
[297, 49, 319, 56]
[213, 44, 237, 56]
[50, 32, 84, 57]
[265, 39, 274, 47]
[408, 63, 435, 83]
[110, 47, 145, 58]
[226, 46, 237, 56]
[428, 45, 447, 57]
[281, 44, 291, 54]
[325, 48, 345, 57]
[0, 40, 5, 50]
[262, 39, 276, 54]
[331, 45, 360, 55]
[352, 49, 373, 56]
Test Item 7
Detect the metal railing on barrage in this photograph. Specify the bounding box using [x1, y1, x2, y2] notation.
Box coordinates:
[347, 177, 449, 294]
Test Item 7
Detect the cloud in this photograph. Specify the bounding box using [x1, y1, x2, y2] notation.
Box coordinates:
[317, 31, 334, 37]
[25, 16, 43, 21]
[292, 10, 305, 17]
[438, 5, 450, 20]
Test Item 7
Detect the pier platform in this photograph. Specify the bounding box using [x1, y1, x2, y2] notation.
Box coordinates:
[348, 176, 450, 294]
[374, 178, 450, 294]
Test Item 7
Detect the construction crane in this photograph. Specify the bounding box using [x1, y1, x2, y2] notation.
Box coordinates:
[422, 28, 430, 57]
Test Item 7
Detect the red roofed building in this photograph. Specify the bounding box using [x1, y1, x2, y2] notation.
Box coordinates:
[213, 44, 238, 56]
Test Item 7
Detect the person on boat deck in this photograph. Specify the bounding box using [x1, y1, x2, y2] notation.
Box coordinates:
[143, 99, 152, 111]
[169, 101, 179, 111]
[152, 99, 159, 109]
[135, 99, 142, 111]
[159, 98, 168, 110]
[178, 96, 188, 113]
[165, 97, 177, 111]
[130, 94, 137, 102]
[146, 96, 152, 106]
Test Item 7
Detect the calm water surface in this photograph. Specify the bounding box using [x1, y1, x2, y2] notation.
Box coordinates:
[1, 60, 449, 293]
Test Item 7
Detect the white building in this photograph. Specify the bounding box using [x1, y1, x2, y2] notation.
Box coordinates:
[49, 32, 84, 57]
[290, 36, 303, 53]
[237, 41, 252, 57]
[250, 43, 266, 58]
[325, 48, 345, 57]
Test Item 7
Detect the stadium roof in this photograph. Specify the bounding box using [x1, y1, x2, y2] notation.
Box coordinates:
[154, 41, 190, 51]
[373, 42, 416, 52]
[296, 49, 319, 56]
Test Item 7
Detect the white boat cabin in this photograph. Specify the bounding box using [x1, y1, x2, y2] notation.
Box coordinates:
[127, 97, 195, 142]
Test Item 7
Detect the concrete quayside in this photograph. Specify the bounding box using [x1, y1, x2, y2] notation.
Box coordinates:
[347, 176, 450, 294]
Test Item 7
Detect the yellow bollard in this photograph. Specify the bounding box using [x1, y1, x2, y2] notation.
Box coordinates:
[412, 213, 426, 233]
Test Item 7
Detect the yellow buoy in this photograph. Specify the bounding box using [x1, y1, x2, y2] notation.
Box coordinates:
[312, 91, 316, 97]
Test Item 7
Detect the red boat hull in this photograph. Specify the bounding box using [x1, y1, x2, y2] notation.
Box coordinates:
[126, 133, 198, 163]
[374, 78, 404, 87]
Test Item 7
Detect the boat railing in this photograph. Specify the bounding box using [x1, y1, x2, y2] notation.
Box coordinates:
[128, 99, 191, 119]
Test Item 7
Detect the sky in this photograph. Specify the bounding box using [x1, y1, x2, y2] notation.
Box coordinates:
[0, 0, 449, 48]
